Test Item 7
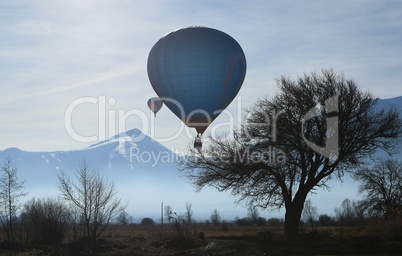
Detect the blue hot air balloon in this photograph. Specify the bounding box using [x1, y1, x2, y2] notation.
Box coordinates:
[147, 26, 246, 147]
[147, 97, 163, 117]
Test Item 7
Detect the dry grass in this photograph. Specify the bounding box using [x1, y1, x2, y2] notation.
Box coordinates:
[364, 216, 402, 236]
[1, 222, 402, 255]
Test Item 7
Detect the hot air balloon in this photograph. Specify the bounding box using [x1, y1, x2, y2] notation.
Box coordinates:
[147, 97, 163, 117]
[147, 26, 246, 148]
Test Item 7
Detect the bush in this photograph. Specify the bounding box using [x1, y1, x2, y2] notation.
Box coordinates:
[235, 217, 266, 226]
[318, 214, 336, 227]
[255, 217, 267, 226]
[167, 211, 195, 239]
[235, 217, 251, 226]
[221, 220, 228, 231]
[21, 197, 71, 245]
[140, 217, 154, 226]
[364, 216, 402, 236]
[267, 218, 284, 227]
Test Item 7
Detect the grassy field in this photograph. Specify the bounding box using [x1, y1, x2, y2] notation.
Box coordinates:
[1, 222, 402, 255]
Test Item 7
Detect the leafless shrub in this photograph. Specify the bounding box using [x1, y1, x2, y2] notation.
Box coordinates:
[58, 161, 126, 249]
[21, 197, 71, 245]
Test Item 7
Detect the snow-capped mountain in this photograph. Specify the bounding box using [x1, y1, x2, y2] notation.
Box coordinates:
[0, 128, 244, 221]
[1, 128, 175, 172]
[0, 128, 180, 189]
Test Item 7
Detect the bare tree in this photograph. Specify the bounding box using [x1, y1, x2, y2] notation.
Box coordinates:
[247, 205, 259, 223]
[185, 202, 193, 224]
[246, 205, 267, 226]
[353, 158, 402, 219]
[182, 70, 401, 239]
[302, 199, 318, 230]
[117, 210, 129, 225]
[0, 157, 27, 243]
[210, 209, 221, 226]
[58, 161, 125, 248]
[334, 198, 362, 226]
[164, 205, 173, 224]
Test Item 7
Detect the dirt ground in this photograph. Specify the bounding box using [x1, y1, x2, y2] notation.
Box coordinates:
[1, 225, 402, 255]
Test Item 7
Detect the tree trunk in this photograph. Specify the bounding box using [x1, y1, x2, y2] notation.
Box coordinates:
[284, 194, 306, 240]
[284, 209, 301, 240]
[8, 188, 14, 243]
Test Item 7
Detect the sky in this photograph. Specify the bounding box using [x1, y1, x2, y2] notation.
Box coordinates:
[1, 0, 402, 152]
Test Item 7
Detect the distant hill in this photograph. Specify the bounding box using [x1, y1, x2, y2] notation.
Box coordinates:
[376, 96, 402, 113]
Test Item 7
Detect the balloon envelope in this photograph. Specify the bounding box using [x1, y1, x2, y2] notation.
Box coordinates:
[147, 97, 163, 115]
[147, 26, 246, 134]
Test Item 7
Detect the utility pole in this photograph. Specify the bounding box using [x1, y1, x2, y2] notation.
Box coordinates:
[161, 202, 164, 228]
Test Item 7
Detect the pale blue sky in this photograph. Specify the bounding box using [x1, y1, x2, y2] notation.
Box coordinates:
[1, 0, 402, 152]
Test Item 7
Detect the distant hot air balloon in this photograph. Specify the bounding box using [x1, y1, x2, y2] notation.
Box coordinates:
[147, 97, 163, 117]
[147, 26, 247, 148]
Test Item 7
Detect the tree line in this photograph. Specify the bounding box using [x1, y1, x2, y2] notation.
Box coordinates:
[147, 189, 401, 231]
[0, 154, 401, 249]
